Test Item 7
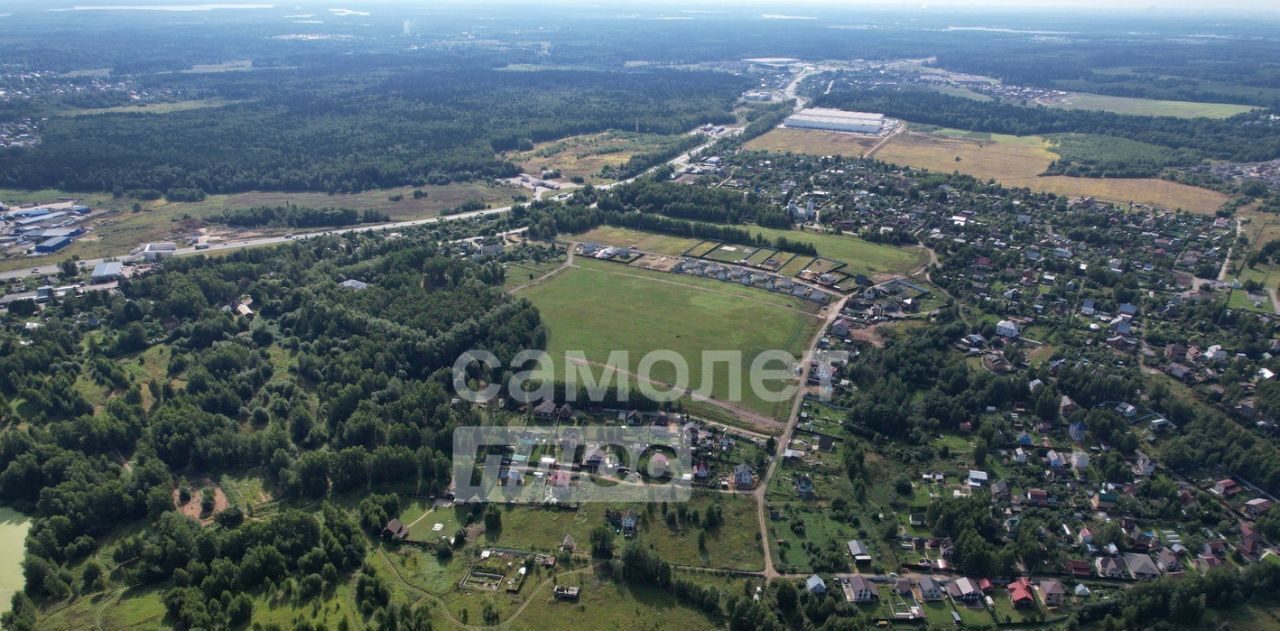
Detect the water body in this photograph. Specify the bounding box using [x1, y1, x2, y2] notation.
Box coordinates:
[0, 507, 31, 616]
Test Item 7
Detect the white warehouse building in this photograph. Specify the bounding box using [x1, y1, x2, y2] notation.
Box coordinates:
[784, 108, 885, 134]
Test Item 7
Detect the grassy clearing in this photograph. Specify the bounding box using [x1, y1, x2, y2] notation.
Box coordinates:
[743, 128, 881, 157]
[571, 226, 703, 256]
[875, 129, 1228, 214]
[0, 507, 31, 615]
[55, 98, 243, 117]
[520, 257, 820, 419]
[509, 564, 720, 631]
[504, 259, 565, 290]
[484, 495, 763, 571]
[1042, 92, 1256, 119]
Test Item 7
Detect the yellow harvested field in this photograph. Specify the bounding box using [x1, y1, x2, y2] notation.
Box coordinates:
[744, 128, 881, 157]
[875, 131, 1228, 214]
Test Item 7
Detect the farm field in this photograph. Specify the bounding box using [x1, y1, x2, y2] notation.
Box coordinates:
[504, 131, 687, 184]
[1041, 92, 1257, 119]
[519, 257, 822, 419]
[874, 129, 1229, 214]
[744, 127, 881, 157]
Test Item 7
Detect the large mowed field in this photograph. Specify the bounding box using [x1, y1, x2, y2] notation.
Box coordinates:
[873, 129, 1229, 214]
[1041, 92, 1257, 119]
[519, 257, 822, 420]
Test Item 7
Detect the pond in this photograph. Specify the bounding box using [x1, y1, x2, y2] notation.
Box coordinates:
[0, 507, 31, 615]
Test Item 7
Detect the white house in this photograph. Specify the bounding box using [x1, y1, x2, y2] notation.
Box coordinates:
[996, 320, 1020, 338]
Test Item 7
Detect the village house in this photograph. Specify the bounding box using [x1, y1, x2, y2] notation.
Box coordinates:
[1096, 556, 1126, 579]
[844, 575, 878, 603]
[948, 577, 982, 603]
[1212, 479, 1241, 496]
[1246, 498, 1273, 518]
[806, 575, 827, 595]
[847, 540, 872, 564]
[1123, 553, 1160, 580]
[1008, 578, 1036, 609]
[1039, 579, 1066, 607]
[919, 577, 945, 601]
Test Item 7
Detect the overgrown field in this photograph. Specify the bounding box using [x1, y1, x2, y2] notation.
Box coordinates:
[743, 128, 881, 157]
[506, 131, 689, 183]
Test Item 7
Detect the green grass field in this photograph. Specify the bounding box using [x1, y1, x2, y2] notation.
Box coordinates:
[0, 507, 31, 616]
[520, 257, 821, 419]
[509, 564, 720, 631]
[1042, 92, 1256, 119]
[746, 226, 925, 278]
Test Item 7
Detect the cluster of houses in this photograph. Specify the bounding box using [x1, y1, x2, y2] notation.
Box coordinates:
[809, 571, 1079, 615]
[670, 258, 833, 304]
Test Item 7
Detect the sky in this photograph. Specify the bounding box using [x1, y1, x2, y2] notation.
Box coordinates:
[638, 0, 1279, 12]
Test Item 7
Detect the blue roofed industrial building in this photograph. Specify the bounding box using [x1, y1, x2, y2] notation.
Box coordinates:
[35, 236, 73, 253]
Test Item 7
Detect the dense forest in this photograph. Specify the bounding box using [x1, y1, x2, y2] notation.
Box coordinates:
[817, 88, 1280, 164]
[211, 206, 390, 229]
[0, 66, 745, 195]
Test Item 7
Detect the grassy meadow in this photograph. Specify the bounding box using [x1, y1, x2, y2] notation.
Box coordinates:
[0, 507, 31, 615]
[519, 257, 822, 420]
[1042, 92, 1256, 119]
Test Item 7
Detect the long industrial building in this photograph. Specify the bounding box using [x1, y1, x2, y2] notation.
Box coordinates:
[784, 108, 886, 134]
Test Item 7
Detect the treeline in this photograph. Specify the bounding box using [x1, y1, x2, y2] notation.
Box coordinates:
[0, 66, 746, 194]
[523, 200, 816, 256]
[1074, 562, 1280, 629]
[817, 87, 1280, 163]
[211, 205, 390, 229]
[604, 178, 792, 228]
